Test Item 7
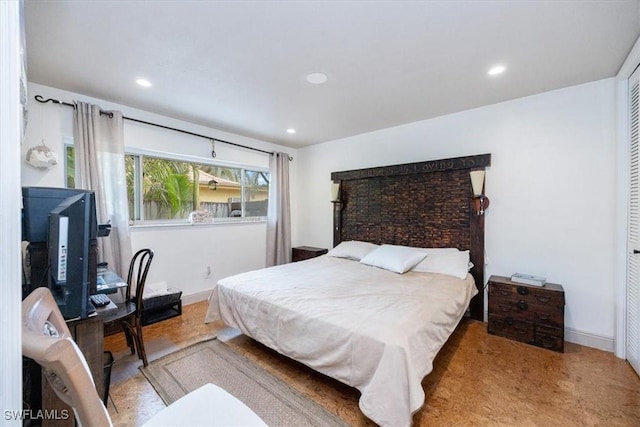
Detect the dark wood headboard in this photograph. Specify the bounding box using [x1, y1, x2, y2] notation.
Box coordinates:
[330, 153, 491, 321]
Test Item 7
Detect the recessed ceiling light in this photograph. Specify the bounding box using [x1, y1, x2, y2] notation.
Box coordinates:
[306, 72, 328, 84]
[487, 65, 506, 76]
[286, 128, 296, 134]
[136, 78, 152, 87]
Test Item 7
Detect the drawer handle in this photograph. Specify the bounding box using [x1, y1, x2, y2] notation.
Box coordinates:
[535, 295, 551, 303]
[517, 286, 529, 296]
[493, 320, 505, 329]
[499, 303, 512, 312]
[536, 312, 551, 320]
[499, 290, 511, 297]
[514, 323, 529, 333]
[505, 317, 529, 334]
[517, 301, 528, 311]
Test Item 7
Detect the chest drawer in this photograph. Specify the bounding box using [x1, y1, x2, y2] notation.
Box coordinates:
[488, 296, 564, 327]
[534, 329, 564, 352]
[488, 315, 534, 344]
[489, 281, 564, 307]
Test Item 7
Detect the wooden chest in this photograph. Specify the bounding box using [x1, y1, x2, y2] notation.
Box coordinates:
[292, 246, 328, 262]
[487, 275, 565, 352]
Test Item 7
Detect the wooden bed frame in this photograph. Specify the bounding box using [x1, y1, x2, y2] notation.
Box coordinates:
[331, 153, 491, 321]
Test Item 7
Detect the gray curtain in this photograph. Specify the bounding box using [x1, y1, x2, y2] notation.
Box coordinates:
[266, 152, 291, 266]
[73, 102, 133, 280]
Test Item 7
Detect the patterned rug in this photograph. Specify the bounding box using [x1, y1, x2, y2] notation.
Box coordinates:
[140, 338, 349, 427]
[109, 336, 179, 385]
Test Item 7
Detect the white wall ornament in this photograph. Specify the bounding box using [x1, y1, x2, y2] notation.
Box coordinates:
[25, 143, 58, 169]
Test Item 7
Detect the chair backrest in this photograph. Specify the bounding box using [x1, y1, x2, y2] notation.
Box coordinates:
[126, 248, 154, 310]
[22, 287, 113, 427]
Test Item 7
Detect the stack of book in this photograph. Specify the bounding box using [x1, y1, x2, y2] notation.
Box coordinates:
[510, 273, 546, 287]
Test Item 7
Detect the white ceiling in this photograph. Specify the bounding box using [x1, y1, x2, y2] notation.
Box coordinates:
[24, 1, 640, 148]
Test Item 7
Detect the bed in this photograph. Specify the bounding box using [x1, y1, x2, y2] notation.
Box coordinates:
[205, 154, 490, 426]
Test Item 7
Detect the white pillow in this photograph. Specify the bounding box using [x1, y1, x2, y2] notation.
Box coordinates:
[327, 240, 379, 261]
[411, 250, 470, 279]
[359, 244, 427, 274]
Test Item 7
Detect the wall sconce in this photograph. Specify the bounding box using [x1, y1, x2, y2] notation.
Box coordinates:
[208, 179, 217, 190]
[331, 182, 341, 204]
[331, 181, 343, 246]
[470, 170, 489, 215]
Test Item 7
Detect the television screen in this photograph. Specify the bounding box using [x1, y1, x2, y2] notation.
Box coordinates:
[22, 186, 92, 243]
[22, 186, 99, 299]
[48, 192, 97, 319]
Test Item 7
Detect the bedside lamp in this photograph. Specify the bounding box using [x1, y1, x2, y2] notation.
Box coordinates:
[331, 182, 341, 204]
[470, 170, 489, 215]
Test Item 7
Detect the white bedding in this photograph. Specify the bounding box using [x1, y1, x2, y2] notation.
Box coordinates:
[205, 255, 477, 427]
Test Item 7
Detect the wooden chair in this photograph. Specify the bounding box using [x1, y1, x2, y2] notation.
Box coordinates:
[116, 248, 154, 367]
[22, 287, 267, 427]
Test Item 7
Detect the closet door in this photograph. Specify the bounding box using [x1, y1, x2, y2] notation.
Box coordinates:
[627, 65, 640, 375]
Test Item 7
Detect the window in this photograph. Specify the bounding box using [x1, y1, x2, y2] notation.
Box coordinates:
[66, 147, 269, 223]
[65, 146, 75, 188]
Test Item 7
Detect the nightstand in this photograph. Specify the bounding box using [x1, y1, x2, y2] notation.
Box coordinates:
[487, 275, 565, 352]
[292, 246, 328, 262]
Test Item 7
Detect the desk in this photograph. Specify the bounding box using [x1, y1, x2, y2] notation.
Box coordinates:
[43, 271, 133, 427]
[99, 301, 136, 324]
[43, 302, 135, 427]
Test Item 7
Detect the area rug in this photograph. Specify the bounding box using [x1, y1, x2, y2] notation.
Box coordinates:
[109, 336, 179, 385]
[140, 338, 349, 427]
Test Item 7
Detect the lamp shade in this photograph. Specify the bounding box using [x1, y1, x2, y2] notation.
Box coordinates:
[331, 182, 340, 202]
[470, 170, 485, 196]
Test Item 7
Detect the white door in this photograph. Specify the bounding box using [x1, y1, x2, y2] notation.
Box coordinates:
[0, 0, 27, 423]
[627, 65, 640, 375]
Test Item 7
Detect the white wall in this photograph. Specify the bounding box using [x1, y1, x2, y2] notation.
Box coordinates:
[22, 82, 298, 302]
[130, 222, 266, 303]
[294, 79, 617, 349]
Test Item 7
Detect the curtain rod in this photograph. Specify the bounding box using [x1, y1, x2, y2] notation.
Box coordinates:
[34, 95, 292, 161]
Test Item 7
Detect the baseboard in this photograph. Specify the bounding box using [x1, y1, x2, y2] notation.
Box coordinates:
[182, 290, 211, 306]
[565, 327, 614, 353]
[483, 310, 614, 353]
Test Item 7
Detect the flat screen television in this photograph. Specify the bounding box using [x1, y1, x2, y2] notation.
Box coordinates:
[22, 187, 99, 303]
[48, 191, 98, 319]
[22, 186, 92, 244]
